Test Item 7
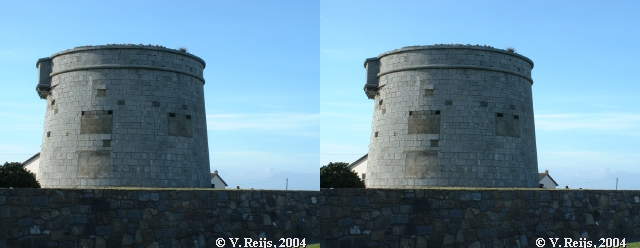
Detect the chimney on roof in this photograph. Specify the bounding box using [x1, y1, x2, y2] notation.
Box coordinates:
[545, 169, 549, 174]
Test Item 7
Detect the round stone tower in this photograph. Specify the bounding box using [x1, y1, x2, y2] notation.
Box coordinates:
[35, 45, 210, 188]
[363, 45, 538, 188]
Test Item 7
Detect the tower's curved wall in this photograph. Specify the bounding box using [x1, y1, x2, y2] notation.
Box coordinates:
[36, 45, 210, 188]
[364, 45, 538, 188]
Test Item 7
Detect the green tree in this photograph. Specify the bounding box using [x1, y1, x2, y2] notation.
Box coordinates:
[0, 162, 41, 188]
[320, 162, 365, 188]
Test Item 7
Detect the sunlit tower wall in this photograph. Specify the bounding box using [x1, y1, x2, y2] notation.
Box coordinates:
[35, 45, 210, 188]
[363, 45, 538, 188]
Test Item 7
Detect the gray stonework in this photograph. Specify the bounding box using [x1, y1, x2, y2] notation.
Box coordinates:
[321, 188, 640, 247]
[35, 45, 210, 188]
[0, 188, 320, 247]
[363, 45, 538, 188]
[3, 188, 640, 247]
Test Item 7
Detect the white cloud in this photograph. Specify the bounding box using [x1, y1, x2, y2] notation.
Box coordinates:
[535, 112, 640, 135]
[541, 150, 640, 171]
[206, 112, 319, 136]
[210, 150, 318, 172]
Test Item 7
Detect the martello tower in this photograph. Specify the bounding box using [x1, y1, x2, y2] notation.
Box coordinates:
[36, 45, 210, 188]
[363, 45, 538, 188]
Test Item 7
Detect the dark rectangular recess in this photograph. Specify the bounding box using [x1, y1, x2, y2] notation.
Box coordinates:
[96, 89, 106, 97]
[430, 140, 439, 147]
[374, 131, 378, 137]
[117, 100, 125, 105]
[409, 111, 412, 116]
[102, 140, 111, 147]
[168, 112, 193, 138]
[445, 100, 453, 105]
[424, 89, 434, 97]
[47, 131, 50, 137]
[496, 113, 520, 138]
[408, 110, 441, 134]
[378, 100, 383, 105]
[51, 100, 55, 105]
[80, 110, 113, 134]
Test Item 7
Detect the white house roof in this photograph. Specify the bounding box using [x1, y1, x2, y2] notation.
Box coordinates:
[23, 152, 40, 165]
[210, 170, 228, 186]
[348, 154, 368, 170]
[538, 170, 559, 186]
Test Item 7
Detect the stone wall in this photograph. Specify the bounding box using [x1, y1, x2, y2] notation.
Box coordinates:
[3, 188, 640, 248]
[0, 188, 320, 248]
[321, 188, 640, 247]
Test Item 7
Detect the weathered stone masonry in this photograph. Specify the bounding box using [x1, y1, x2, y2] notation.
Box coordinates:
[321, 189, 640, 247]
[0, 189, 320, 248]
[364, 45, 538, 188]
[2, 188, 640, 247]
[36, 45, 210, 188]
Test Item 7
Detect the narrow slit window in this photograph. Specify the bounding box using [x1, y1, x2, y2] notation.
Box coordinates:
[514, 115, 519, 119]
[378, 100, 383, 105]
[47, 131, 51, 137]
[169, 113, 176, 117]
[186, 115, 191, 119]
[107, 110, 113, 115]
[497, 113, 503, 117]
[435, 110, 441, 115]
[374, 131, 379, 137]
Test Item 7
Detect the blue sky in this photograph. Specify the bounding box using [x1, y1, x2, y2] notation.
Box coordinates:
[0, 1, 319, 190]
[321, 1, 640, 190]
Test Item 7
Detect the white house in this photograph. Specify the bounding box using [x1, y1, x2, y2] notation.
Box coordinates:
[23, 153, 40, 180]
[210, 170, 228, 189]
[349, 153, 558, 188]
[539, 169, 559, 189]
[348, 154, 368, 185]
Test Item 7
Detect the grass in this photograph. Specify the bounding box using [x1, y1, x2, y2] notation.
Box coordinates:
[627, 241, 640, 248]
[299, 244, 319, 248]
